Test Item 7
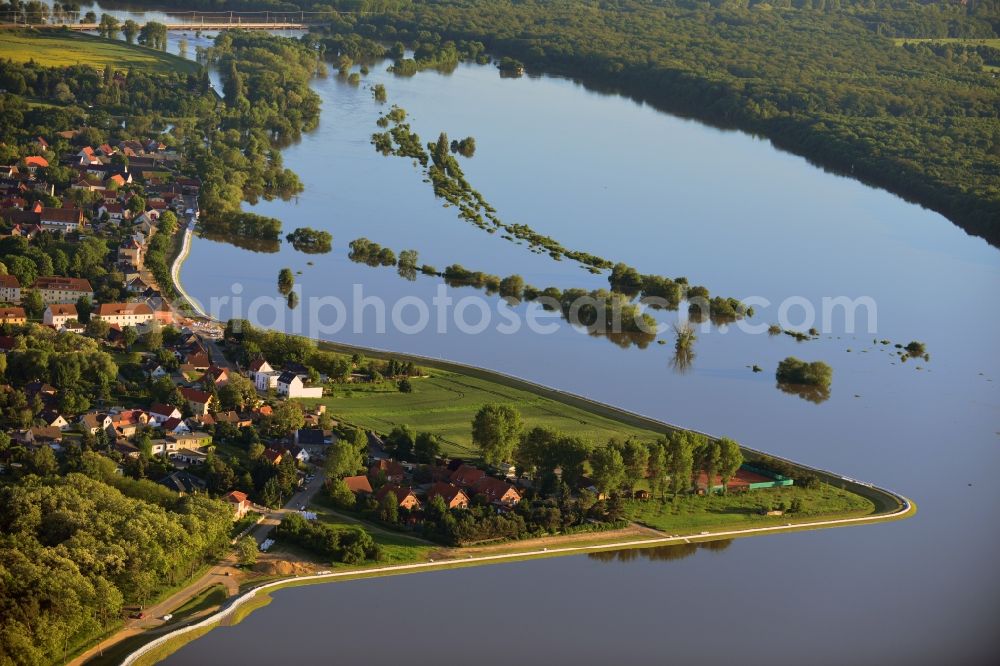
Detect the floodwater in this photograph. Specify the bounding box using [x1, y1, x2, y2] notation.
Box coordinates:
[58, 3, 1000, 663]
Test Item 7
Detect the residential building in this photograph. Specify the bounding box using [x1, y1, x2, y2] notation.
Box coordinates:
[79, 411, 113, 435]
[93, 302, 154, 327]
[426, 483, 471, 510]
[0, 274, 20, 303]
[148, 403, 182, 425]
[168, 431, 212, 451]
[471, 477, 522, 507]
[342, 475, 373, 495]
[43, 303, 77, 328]
[224, 490, 251, 519]
[374, 484, 422, 511]
[35, 276, 93, 304]
[0, 307, 26, 325]
[276, 371, 323, 399]
[179, 387, 213, 415]
[39, 207, 84, 233]
[159, 471, 206, 494]
[369, 459, 406, 484]
[449, 464, 486, 488]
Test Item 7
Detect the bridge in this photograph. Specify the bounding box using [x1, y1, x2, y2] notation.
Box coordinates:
[12, 21, 308, 31]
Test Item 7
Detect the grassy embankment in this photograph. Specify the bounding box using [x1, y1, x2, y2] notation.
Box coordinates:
[0, 29, 199, 74]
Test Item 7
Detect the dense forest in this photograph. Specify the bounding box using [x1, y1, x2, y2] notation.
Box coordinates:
[124, 0, 1000, 245]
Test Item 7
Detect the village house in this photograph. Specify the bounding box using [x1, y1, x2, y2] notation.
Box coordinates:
[426, 483, 471, 510]
[342, 475, 373, 495]
[39, 410, 70, 430]
[179, 387, 213, 415]
[374, 484, 422, 511]
[25, 426, 64, 448]
[471, 476, 522, 507]
[39, 207, 84, 233]
[43, 303, 77, 329]
[224, 490, 252, 520]
[0, 307, 26, 325]
[148, 403, 182, 425]
[109, 409, 149, 438]
[262, 447, 284, 466]
[449, 464, 487, 488]
[276, 371, 323, 398]
[169, 431, 212, 451]
[249, 358, 280, 391]
[79, 411, 113, 435]
[369, 459, 406, 484]
[160, 417, 190, 436]
[0, 274, 20, 303]
[159, 471, 206, 494]
[35, 276, 93, 304]
[204, 365, 229, 386]
[167, 432, 212, 451]
[98, 202, 126, 223]
[93, 302, 154, 327]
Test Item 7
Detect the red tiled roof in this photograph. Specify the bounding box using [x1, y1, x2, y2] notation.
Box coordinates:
[449, 464, 486, 487]
[0, 307, 26, 319]
[96, 302, 153, 316]
[427, 482, 469, 506]
[0, 274, 20, 289]
[343, 475, 373, 494]
[24, 156, 48, 168]
[47, 303, 77, 316]
[40, 207, 83, 224]
[35, 276, 92, 292]
[179, 387, 212, 404]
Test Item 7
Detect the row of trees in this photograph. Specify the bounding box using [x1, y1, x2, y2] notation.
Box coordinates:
[472, 403, 745, 497]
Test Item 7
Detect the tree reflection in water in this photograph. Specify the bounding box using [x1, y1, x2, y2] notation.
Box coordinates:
[588, 539, 733, 563]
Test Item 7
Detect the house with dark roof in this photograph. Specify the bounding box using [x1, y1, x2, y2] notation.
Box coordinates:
[160, 471, 207, 494]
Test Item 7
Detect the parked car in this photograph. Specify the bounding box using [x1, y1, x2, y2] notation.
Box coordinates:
[161, 614, 173, 621]
[130, 612, 145, 619]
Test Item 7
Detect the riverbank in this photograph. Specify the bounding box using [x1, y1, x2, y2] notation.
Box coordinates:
[168, 221, 208, 318]
[120, 492, 914, 666]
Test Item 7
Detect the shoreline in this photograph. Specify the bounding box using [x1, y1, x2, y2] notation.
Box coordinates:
[121, 495, 915, 666]
[168, 221, 208, 318]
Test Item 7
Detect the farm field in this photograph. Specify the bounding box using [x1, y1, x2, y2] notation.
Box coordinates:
[0, 30, 198, 73]
[301, 369, 664, 457]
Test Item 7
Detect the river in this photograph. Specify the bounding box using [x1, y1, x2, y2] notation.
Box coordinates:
[53, 3, 1000, 663]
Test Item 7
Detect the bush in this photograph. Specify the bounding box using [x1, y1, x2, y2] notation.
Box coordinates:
[775, 357, 832, 388]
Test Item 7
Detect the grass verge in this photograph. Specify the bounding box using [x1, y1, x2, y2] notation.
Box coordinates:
[0, 29, 198, 74]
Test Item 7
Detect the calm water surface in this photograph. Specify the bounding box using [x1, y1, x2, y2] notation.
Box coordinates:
[66, 5, 1000, 663]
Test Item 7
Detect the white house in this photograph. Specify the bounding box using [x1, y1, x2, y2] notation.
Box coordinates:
[94, 302, 154, 327]
[43, 303, 78, 329]
[276, 371, 323, 399]
[148, 403, 182, 426]
[0, 274, 20, 303]
[35, 277, 93, 305]
[249, 358, 280, 392]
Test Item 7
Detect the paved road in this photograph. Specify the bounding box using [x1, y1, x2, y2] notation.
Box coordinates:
[251, 470, 327, 545]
